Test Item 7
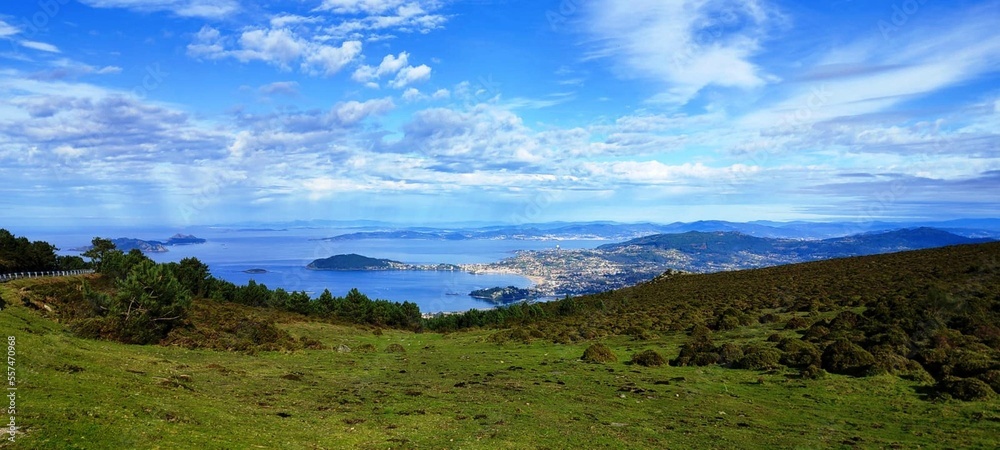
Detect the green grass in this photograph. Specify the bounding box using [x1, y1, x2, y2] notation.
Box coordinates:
[2, 279, 998, 449]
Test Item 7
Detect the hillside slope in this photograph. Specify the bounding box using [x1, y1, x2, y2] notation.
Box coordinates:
[2, 244, 999, 448]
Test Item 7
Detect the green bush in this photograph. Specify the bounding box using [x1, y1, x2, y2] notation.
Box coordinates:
[630, 350, 666, 367]
[385, 343, 406, 353]
[978, 370, 1000, 394]
[717, 343, 744, 366]
[355, 343, 377, 353]
[581, 343, 617, 363]
[803, 324, 831, 343]
[758, 313, 780, 324]
[734, 345, 782, 371]
[779, 339, 821, 368]
[800, 365, 827, 379]
[785, 316, 811, 330]
[935, 376, 996, 401]
[79, 260, 191, 345]
[625, 326, 657, 341]
[869, 345, 912, 375]
[821, 338, 875, 376]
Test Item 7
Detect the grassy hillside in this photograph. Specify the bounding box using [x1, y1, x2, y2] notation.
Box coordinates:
[2, 244, 1000, 448]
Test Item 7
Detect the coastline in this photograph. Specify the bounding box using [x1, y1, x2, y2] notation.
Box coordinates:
[464, 267, 552, 295]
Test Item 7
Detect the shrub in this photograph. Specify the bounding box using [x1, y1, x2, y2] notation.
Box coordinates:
[800, 365, 827, 379]
[828, 311, 864, 331]
[625, 326, 657, 341]
[803, 324, 830, 343]
[581, 343, 617, 363]
[299, 337, 325, 350]
[869, 345, 912, 375]
[85, 260, 192, 344]
[488, 328, 532, 344]
[715, 315, 741, 331]
[935, 376, 996, 401]
[385, 343, 406, 353]
[978, 370, 1000, 394]
[355, 343, 377, 353]
[785, 316, 810, 330]
[734, 345, 782, 371]
[717, 343, 744, 367]
[672, 328, 719, 367]
[779, 339, 821, 368]
[631, 350, 666, 367]
[821, 338, 875, 376]
[758, 313, 780, 324]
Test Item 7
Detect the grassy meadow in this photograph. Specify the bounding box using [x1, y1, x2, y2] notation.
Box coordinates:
[1, 276, 998, 449]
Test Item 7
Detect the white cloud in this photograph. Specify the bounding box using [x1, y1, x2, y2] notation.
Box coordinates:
[78, 0, 239, 19]
[20, 41, 60, 53]
[352, 52, 432, 88]
[258, 81, 299, 96]
[304, 40, 363, 76]
[319, 1, 448, 41]
[317, 0, 405, 14]
[389, 64, 430, 88]
[270, 14, 323, 28]
[236, 28, 306, 68]
[402, 88, 422, 102]
[583, 161, 760, 186]
[584, 0, 779, 105]
[0, 20, 19, 38]
[187, 25, 363, 77]
[431, 88, 450, 100]
[739, 5, 1000, 136]
[332, 97, 396, 125]
[352, 51, 409, 82]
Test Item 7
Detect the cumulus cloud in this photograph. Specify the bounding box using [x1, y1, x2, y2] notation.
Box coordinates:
[319, 0, 448, 41]
[352, 51, 409, 82]
[352, 51, 432, 88]
[187, 25, 363, 76]
[389, 63, 430, 88]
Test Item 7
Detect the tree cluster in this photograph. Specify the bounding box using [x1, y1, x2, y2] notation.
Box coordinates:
[0, 228, 89, 272]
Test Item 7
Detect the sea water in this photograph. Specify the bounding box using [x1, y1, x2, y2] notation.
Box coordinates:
[26, 226, 606, 313]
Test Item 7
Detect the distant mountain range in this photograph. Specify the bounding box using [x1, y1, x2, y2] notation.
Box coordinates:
[596, 227, 992, 269]
[71, 234, 206, 253]
[315, 219, 1000, 242]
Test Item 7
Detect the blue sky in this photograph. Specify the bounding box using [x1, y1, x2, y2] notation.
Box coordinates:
[0, 0, 998, 227]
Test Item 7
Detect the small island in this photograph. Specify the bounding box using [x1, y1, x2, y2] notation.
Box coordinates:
[469, 286, 539, 304]
[71, 234, 207, 254]
[243, 268, 269, 274]
[307, 254, 461, 272]
[307, 254, 404, 270]
[164, 234, 208, 245]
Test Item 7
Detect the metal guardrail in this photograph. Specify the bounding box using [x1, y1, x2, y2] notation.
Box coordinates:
[0, 270, 95, 283]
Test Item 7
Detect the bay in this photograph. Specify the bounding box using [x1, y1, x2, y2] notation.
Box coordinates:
[29, 226, 607, 313]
